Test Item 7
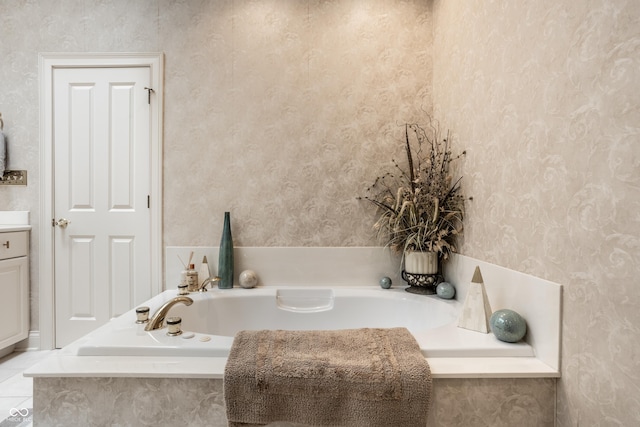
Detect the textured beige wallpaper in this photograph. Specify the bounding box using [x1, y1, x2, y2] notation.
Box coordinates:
[432, 1, 640, 425]
[161, 0, 433, 247]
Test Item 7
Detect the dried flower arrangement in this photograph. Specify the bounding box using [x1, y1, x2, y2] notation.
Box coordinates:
[359, 118, 467, 260]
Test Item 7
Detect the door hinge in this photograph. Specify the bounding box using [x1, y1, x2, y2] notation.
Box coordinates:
[144, 87, 154, 104]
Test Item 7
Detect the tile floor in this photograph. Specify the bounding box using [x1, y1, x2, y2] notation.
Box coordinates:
[0, 350, 54, 427]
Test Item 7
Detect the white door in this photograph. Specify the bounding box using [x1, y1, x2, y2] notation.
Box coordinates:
[53, 67, 153, 348]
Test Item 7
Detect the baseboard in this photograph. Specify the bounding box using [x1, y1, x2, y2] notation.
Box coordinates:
[14, 331, 41, 351]
[0, 345, 15, 358]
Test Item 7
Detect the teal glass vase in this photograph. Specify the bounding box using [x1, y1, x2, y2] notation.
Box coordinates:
[218, 212, 234, 289]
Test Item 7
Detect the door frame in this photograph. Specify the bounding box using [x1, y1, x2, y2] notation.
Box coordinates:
[39, 53, 164, 350]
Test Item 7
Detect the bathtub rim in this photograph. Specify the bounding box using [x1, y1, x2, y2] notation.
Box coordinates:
[73, 287, 534, 359]
[24, 350, 560, 380]
[26, 285, 560, 379]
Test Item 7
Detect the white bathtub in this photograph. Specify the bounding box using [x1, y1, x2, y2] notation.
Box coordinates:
[26, 255, 561, 427]
[76, 287, 534, 358]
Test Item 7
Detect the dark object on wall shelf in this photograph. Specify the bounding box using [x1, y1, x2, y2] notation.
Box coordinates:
[0, 170, 27, 186]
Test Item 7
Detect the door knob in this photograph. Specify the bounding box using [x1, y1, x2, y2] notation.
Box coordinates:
[55, 218, 71, 228]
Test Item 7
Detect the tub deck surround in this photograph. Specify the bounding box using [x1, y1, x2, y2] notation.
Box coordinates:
[25, 249, 562, 380]
[443, 254, 562, 373]
[165, 246, 405, 290]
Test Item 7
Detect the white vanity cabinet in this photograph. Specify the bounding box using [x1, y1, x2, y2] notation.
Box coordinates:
[0, 230, 29, 350]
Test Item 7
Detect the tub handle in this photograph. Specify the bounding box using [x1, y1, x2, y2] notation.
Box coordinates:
[166, 317, 183, 336]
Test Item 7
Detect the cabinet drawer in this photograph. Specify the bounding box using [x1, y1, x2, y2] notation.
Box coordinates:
[0, 231, 29, 260]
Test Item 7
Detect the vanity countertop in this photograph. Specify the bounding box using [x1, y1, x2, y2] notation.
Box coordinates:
[0, 225, 31, 232]
[0, 211, 31, 231]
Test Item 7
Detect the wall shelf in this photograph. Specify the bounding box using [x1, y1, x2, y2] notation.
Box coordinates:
[0, 170, 27, 186]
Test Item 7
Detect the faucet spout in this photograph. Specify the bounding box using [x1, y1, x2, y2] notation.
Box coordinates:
[198, 275, 222, 292]
[144, 296, 193, 331]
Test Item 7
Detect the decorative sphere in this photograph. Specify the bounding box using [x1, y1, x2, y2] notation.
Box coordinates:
[436, 281, 456, 299]
[379, 276, 392, 289]
[490, 309, 527, 343]
[238, 270, 259, 289]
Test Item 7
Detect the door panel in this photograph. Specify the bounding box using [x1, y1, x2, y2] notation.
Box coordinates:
[53, 67, 152, 348]
[111, 236, 135, 317]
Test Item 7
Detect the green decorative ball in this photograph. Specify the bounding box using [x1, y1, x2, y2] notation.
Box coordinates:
[436, 281, 456, 299]
[379, 276, 392, 289]
[490, 309, 527, 343]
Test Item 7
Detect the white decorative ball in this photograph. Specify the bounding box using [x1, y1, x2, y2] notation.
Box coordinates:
[239, 270, 259, 289]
